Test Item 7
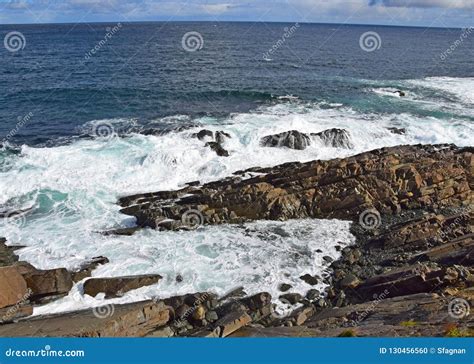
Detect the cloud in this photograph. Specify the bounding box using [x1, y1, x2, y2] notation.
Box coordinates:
[369, 0, 474, 9]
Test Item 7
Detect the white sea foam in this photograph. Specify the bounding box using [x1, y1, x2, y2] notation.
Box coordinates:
[32, 219, 354, 316]
[1, 77, 472, 315]
[406, 76, 474, 105]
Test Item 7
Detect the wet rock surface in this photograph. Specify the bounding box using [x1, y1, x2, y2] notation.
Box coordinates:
[118, 144, 472, 230]
[260, 128, 353, 150]
[193, 129, 231, 156]
[260, 130, 311, 150]
[83, 274, 162, 298]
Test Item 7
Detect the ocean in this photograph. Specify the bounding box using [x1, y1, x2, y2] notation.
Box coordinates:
[0, 22, 473, 315]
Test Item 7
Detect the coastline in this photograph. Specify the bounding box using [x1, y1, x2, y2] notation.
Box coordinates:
[0, 143, 472, 337]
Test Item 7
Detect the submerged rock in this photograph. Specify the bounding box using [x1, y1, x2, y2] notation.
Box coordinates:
[205, 141, 229, 157]
[195, 129, 213, 140]
[279, 283, 292, 292]
[387, 127, 406, 135]
[193, 129, 231, 156]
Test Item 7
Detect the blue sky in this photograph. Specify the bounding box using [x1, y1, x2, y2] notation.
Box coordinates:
[0, 0, 472, 27]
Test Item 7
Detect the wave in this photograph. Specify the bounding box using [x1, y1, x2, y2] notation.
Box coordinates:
[32, 219, 354, 316]
[405, 76, 474, 106]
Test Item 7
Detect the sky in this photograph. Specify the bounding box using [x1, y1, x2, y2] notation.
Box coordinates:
[0, 0, 472, 28]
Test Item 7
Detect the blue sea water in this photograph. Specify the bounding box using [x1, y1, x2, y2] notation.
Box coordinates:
[0, 22, 473, 144]
[0, 22, 473, 315]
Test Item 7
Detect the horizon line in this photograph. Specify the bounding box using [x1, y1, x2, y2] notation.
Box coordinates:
[0, 19, 466, 30]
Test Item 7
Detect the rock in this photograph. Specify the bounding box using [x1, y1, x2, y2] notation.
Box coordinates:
[305, 289, 320, 301]
[260, 130, 311, 150]
[204, 309, 252, 338]
[71, 256, 110, 282]
[311, 128, 353, 149]
[239, 292, 272, 311]
[316, 298, 327, 308]
[22, 267, 73, 301]
[279, 283, 292, 292]
[345, 249, 362, 264]
[323, 256, 333, 263]
[205, 310, 218, 322]
[0, 239, 22, 267]
[0, 304, 33, 323]
[205, 142, 229, 157]
[102, 227, 141, 236]
[0, 207, 33, 219]
[175, 304, 191, 319]
[300, 274, 319, 286]
[355, 264, 462, 300]
[0, 300, 171, 337]
[294, 306, 315, 326]
[215, 131, 231, 145]
[387, 127, 406, 135]
[176, 274, 183, 283]
[83, 274, 162, 298]
[192, 305, 206, 320]
[118, 145, 472, 231]
[279, 293, 302, 305]
[195, 129, 213, 141]
[0, 266, 29, 309]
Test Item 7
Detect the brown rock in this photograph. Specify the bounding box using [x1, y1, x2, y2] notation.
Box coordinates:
[22, 267, 73, 300]
[71, 256, 110, 282]
[0, 300, 171, 337]
[340, 274, 360, 289]
[300, 274, 319, 285]
[0, 266, 28, 309]
[279, 293, 302, 305]
[83, 274, 162, 298]
[207, 309, 252, 338]
[118, 145, 473, 230]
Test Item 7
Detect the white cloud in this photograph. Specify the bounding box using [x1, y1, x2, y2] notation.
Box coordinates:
[369, 0, 474, 9]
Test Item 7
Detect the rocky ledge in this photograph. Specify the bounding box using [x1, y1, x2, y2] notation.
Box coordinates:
[0, 144, 472, 337]
[118, 144, 472, 230]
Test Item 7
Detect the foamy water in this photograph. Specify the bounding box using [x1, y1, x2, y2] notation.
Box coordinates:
[0, 77, 472, 315]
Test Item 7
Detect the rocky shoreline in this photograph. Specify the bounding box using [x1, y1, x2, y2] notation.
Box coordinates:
[0, 143, 472, 337]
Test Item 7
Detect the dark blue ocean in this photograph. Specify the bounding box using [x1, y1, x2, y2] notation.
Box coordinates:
[0, 22, 473, 145]
[0, 22, 473, 314]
